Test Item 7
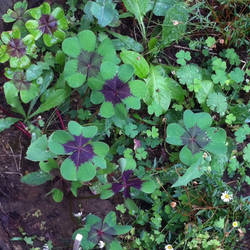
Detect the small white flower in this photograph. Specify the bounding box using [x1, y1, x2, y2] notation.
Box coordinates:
[73, 211, 83, 218]
[98, 240, 105, 249]
[42, 244, 49, 250]
[75, 233, 83, 242]
[221, 191, 233, 202]
[232, 221, 239, 228]
[165, 244, 174, 250]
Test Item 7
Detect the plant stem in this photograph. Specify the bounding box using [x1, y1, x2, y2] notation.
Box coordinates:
[14, 124, 31, 138]
[55, 108, 66, 130]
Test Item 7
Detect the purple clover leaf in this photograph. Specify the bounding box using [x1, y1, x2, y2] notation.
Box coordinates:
[101, 75, 131, 105]
[112, 170, 142, 198]
[63, 135, 95, 169]
[88, 221, 116, 244]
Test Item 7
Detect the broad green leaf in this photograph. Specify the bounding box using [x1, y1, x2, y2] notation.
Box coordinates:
[150, 0, 177, 16]
[108, 31, 143, 52]
[30, 89, 69, 117]
[144, 65, 171, 114]
[162, 3, 189, 45]
[0, 118, 19, 132]
[26, 135, 54, 161]
[90, 1, 117, 27]
[120, 49, 149, 78]
[21, 171, 52, 186]
[172, 158, 206, 187]
[123, 0, 149, 22]
[4, 82, 25, 117]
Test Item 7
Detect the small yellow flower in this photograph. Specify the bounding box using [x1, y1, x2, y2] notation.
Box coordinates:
[221, 191, 233, 202]
[165, 244, 174, 250]
[232, 221, 239, 228]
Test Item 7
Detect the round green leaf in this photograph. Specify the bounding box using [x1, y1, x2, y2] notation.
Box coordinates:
[77, 162, 96, 182]
[62, 37, 81, 58]
[65, 73, 86, 88]
[180, 145, 203, 166]
[52, 188, 63, 202]
[118, 64, 134, 82]
[78, 30, 96, 52]
[129, 80, 146, 98]
[92, 156, 106, 169]
[166, 123, 185, 145]
[100, 102, 115, 118]
[90, 90, 104, 104]
[51, 7, 64, 19]
[123, 96, 141, 110]
[43, 33, 56, 47]
[101, 61, 118, 80]
[141, 178, 156, 193]
[92, 142, 109, 156]
[183, 110, 212, 129]
[48, 130, 73, 154]
[82, 126, 97, 138]
[61, 158, 77, 181]
[68, 121, 82, 136]
[41, 2, 51, 14]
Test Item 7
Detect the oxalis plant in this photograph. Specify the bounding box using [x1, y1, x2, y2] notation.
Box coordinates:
[25, 2, 68, 47]
[73, 211, 131, 249]
[0, 27, 36, 68]
[166, 110, 227, 187]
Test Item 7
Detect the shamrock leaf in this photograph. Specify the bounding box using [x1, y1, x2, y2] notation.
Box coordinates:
[176, 50, 191, 66]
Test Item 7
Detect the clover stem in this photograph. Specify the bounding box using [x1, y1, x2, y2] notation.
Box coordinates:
[55, 108, 65, 130]
[14, 124, 31, 138]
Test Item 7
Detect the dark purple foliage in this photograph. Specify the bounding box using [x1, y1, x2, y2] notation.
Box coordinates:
[78, 51, 102, 78]
[112, 170, 142, 198]
[7, 38, 26, 58]
[39, 14, 57, 34]
[101, 75, 131, 105]
[181, 125, 210, 154]
[63, 135, 95, 168]
[13, 71, 31, 91]
[88, 222, 116, 244]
